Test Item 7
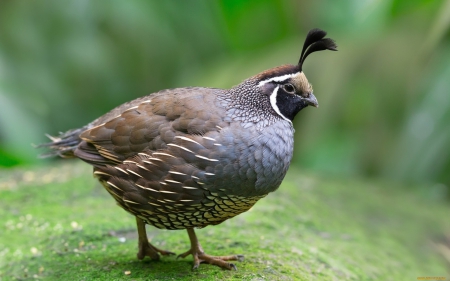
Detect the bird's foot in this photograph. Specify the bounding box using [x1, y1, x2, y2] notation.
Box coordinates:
[135, 216, 175, 261]
[137, 241, 175, 261]
[177, 247, 244, 270]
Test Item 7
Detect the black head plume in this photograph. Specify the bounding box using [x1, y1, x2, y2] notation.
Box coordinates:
[298, 28, 337, 71]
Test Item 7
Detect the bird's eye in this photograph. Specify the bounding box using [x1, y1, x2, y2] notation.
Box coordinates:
[283, 83, 295, 94]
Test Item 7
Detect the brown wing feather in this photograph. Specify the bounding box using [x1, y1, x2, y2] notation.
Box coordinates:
[74, 87, 227, 167]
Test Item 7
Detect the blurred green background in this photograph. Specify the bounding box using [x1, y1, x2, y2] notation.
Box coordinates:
[1, 0, 449, 191]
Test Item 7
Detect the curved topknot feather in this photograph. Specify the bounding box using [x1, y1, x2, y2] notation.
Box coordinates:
[299, 28, 337, 71]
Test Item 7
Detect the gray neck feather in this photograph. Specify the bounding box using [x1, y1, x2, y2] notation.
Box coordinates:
[217, 79, 289, 130]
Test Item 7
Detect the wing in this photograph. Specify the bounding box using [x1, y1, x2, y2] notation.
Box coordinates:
[74, 87, 228, 166]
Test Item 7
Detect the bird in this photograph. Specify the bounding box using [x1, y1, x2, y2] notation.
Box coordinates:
[40, 28, 337, 270]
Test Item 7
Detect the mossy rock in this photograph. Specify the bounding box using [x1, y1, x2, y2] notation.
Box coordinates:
[0, 161, 449, 280]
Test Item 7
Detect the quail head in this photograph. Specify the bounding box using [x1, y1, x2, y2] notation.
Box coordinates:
[40, 28, 337, 270]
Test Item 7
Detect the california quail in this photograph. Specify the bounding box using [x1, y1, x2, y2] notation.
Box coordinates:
[40, 28, 337, 270]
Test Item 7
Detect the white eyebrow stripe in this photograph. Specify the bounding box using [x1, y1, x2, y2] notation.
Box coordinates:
[258, 73, 296, 87]
[269, 85, 292, 124]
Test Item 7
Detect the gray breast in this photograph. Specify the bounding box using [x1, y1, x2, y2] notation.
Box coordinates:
[204, 118, 294, 197]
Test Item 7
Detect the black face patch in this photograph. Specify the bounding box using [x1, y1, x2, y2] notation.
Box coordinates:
[274, 86, 307, 121]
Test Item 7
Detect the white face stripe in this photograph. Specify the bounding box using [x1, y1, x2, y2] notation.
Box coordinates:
[269, 86, 292, 123]
[258, 73, 296, 87]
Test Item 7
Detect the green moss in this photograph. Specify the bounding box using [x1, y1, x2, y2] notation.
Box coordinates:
[1, 162, 448, 280]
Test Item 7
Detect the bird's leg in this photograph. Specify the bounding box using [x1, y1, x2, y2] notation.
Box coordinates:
[136, 217, 175, 260]
[177, 228, 244, 270]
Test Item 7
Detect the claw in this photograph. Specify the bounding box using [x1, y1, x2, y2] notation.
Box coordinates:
[235, 255, 245, 262]
[137, 241, 159, 260]
[177, 249, 191, 260]
[192, 263, 200, 270]
[156, 249, 176, 256]
[182, 228, 244, 270]
[135, 217, 174, 261]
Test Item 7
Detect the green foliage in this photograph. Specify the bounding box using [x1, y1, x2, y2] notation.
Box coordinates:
[0, 0, 450, 188]
[1, 162, 448, 280]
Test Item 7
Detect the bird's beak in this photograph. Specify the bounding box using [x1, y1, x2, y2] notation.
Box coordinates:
[304, 92, 319, 108]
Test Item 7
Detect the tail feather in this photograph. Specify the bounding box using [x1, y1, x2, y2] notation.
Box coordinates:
[38, 127, 87, 158]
